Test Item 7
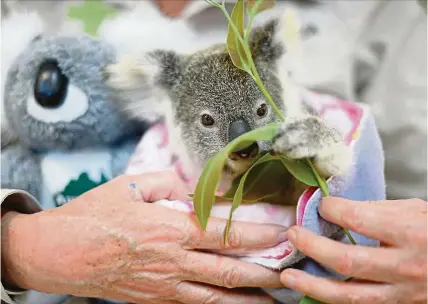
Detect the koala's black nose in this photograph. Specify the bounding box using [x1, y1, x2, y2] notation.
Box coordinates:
[228, 119, 251, 143]
[228, 119, 259, 159]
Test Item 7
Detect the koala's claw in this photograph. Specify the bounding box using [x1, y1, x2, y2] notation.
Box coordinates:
[272, 116, 352, 177]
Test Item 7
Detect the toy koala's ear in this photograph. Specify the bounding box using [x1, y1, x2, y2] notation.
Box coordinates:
[249, 19, 285, 65]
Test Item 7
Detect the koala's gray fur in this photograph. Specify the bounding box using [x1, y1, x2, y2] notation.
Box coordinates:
[105, 18, 352, 199]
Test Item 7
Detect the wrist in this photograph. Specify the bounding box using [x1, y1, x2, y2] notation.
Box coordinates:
[1, 209, 38, 290]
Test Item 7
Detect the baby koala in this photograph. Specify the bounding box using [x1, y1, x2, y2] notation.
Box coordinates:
[104, 19, 351, 202]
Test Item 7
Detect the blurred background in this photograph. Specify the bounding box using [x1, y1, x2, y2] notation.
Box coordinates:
[0, 1, 426, 304]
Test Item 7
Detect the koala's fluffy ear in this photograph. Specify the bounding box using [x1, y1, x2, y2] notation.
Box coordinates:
[249, 19, 285, 65]
[104, 50, 183, 90]
[103, 50, 184, 122]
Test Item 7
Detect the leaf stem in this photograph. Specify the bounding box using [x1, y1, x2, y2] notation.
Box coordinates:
[307, 159, 356, 245]
[343, 229, 357, 245]
[307, 159, 328, 196]
[250, 68, 285, 121]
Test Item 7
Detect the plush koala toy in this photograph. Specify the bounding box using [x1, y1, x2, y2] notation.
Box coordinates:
[104, 18, 352, 201]
[1, 12, 140, 211]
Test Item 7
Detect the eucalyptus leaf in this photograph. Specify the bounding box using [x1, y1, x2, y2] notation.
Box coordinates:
[231, 153, 277, 212]
[242, 159, 281, 196]
[193, 123, 281, 230]
[241, 159, 294, 204]
[231, 122, 280, 151]
[221, 160, 295, 204]
[193, 154, 225, 230]
[222, 175, 241, 198]
[280, 156, 319, 187]
[248, 0, 276, 14]
[227, 0, 248, 70]
[224, 153, 277, 242]
[299, 296, 325, 304]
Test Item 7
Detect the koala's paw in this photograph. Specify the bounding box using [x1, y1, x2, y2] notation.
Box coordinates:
[272, 116, 352, 177]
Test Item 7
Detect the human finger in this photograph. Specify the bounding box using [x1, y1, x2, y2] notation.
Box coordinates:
[286, 226, 407, 282]
[319, 197, 426, 245]
[182, 216, 288, 250]
[281, 268, 393, 304]
[106, 286, 182, 304]
[180, 250, 282, 288]
[174, 281, 274, 304]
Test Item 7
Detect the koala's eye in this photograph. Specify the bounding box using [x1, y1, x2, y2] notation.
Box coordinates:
[34, 59, 69, 109]
[201, 114, 215, 126]
[256, 103, 267, 117]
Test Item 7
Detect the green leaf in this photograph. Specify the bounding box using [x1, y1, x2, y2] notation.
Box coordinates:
[231, 122, 280, 151]
[248, 0, 276, 14]
[193, 154, 224, 230]
[306, 159, 329, 196]
[227, 0, 248, 70]
[193, 123, 281, 230]
[279, 156, 319, 187]
[299, 296, 325, 304]
[241, 159, 281, 196]
[224, 153, 277, 242]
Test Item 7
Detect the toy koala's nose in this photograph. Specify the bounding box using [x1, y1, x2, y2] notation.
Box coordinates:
[228, 119, 259, 159]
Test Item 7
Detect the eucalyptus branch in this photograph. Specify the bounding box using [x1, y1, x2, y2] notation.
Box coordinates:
[217, 4, 285, 121]
[250, 67, 285, 121]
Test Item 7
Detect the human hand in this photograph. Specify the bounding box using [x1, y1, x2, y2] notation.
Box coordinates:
[280, 197, 427, 304]
[2, 172, 287, 304]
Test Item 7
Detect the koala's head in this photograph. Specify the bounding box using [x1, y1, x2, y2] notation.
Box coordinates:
[3, 35, 138, 151]
[105, 19, 290, 177]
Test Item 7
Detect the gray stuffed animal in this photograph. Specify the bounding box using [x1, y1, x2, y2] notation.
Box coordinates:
[1, 32, 141, 210]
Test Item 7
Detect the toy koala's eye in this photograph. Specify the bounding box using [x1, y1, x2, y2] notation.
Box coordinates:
[256, 103, 267, 117]
[201, 114, 215, 126]
[34, 60, 69, 109]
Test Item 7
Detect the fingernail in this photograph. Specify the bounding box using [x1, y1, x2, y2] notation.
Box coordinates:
[277, 231, 287, 243]
[281, 271, 296, 288]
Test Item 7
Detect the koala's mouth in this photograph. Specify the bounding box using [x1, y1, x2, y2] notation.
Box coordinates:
[224, 142, 260, 177]
[229, 142, 259, 161]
